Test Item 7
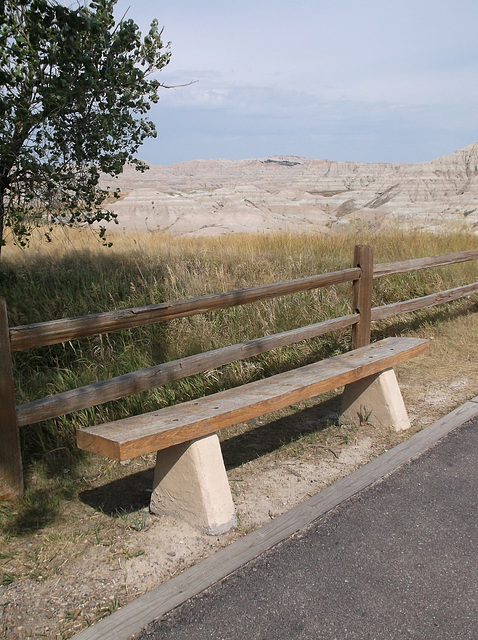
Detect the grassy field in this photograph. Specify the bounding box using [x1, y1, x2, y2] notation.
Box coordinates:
[1, 226, 477, 478]
[0, 226, 477, 638]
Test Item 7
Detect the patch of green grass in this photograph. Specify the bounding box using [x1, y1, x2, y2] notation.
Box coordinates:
[115, 509, 150, 532]
[97, 593, 121, 618]
[1, 571, 15, 585]
[122, 548, 145, 560]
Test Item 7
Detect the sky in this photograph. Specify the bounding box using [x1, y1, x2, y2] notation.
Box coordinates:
[113, 0, 478, 167]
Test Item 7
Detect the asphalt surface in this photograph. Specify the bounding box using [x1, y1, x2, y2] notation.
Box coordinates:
[135, 417, 478, 640]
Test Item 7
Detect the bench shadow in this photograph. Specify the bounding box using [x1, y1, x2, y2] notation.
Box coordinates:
[80, 467, 154, 515]
[79, 396, 340, 515]
[220, 396, 341, 470]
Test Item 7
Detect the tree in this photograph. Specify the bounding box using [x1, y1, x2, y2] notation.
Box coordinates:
[0, 0, 171, 253]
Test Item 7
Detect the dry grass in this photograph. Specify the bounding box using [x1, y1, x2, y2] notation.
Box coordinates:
[1, 223, 476, 468]
[1, 224, 477, 471]
[0, 226, 477, 638]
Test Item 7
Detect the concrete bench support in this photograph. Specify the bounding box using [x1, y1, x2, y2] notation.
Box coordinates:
[341, 368, 411, 431]
[150, 434, 237, 535]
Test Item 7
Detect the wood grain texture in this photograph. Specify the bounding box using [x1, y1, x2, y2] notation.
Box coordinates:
[352, 245, 373, 349]
[374, 249, 478, 278]
[9, 268, 360, 351]
[9, 248, 478, 352]
[371, 282, 478, 321]
[0, 299, 23, 498]
[71, 396, 478, 640]
[16, 314, 358, 427]
[77, 337, 429, 461]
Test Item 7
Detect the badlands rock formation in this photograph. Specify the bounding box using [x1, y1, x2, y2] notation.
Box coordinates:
[101, 143, 478, 236]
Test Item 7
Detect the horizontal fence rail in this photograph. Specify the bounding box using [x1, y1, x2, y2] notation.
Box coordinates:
[9, 250, 478, 353]
[371, 282, 478, 322]
[16, 314, 359, 426]
[9, 268, 361, 352]
[373, 249, 478, 278]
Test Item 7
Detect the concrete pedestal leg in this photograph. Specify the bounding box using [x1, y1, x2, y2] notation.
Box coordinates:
[150, 434, 237, 535]
[341, 368, 411, 431]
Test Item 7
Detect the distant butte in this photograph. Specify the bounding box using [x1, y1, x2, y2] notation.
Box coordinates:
[100, 143, 478, 236]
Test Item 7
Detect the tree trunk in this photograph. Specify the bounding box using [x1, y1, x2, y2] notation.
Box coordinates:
[0, 190, 5, 259]
[0, 172, 11, 259]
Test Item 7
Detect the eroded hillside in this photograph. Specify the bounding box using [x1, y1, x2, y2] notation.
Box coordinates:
[100, 143, 478, 235]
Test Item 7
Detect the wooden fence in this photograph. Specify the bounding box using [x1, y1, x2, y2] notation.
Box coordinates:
[1, 245, 478, 498]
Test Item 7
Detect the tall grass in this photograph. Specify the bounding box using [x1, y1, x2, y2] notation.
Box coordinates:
[1, 226, 477, 466]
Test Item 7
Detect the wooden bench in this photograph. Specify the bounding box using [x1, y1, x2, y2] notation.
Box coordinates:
[77, 336, 429, 534]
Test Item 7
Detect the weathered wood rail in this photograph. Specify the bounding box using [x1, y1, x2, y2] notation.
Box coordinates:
[1, 245, 477, 517]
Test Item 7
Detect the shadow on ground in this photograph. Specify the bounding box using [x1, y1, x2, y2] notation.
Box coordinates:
[80, 468, 155, 515]
[220, 396, 340, 470]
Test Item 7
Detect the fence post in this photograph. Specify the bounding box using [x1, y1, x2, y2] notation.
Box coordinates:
[0, 298, 23, 498]
[351, 245, 374, 349]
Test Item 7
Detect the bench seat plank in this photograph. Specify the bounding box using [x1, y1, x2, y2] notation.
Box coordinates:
[77, 337, 429, 461]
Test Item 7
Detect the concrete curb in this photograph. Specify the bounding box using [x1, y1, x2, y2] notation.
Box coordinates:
[73, 397, 478, 640]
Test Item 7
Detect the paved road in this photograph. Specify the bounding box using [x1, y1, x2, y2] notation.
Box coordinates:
[135, 418, 478, 640]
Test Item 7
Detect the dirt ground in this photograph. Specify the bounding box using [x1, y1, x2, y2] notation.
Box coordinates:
[0, 309, 477, 640]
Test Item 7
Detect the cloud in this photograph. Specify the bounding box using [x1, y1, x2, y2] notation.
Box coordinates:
[143, 76, 478, 166]
[121, 0, 478, 165]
